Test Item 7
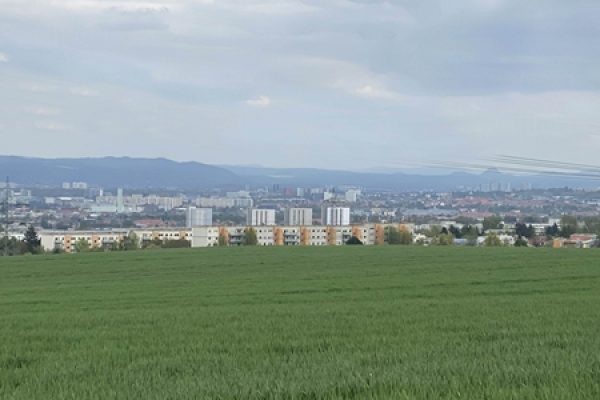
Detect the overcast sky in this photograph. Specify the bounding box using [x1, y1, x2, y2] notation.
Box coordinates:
[1, 0, 599, 169]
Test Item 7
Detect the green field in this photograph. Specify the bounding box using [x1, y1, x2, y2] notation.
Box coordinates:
[1, 247, 599, 399]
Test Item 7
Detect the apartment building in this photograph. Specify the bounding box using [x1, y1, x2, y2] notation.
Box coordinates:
[247, 209, 276, 226]
[191, 226, 221, 247]
[196, 197, 253, 208]
[185, 207, 213, 227]
[40, 228, 193, 253]
[321, 206, 350, 226]
[192, 223, 413, 247]
[40, 231, 127, 253]
[40, 223, 416, 252]
[283, 208, 313, 226]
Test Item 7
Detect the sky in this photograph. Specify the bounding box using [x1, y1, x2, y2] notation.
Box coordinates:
[1, 0, 600, 169]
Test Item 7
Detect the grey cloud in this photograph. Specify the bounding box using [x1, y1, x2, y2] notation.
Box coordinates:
[1, 0, 599, 168]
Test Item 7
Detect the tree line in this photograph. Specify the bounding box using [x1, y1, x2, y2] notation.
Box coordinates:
[0, 225, 43, 255]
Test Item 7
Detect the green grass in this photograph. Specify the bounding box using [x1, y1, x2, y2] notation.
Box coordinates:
[1, 247, 599, 399]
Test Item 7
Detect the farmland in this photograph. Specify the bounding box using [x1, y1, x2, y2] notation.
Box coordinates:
[1, 247, 599, 399]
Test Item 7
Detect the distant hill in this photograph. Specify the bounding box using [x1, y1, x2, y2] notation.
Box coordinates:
[221, 165, 598, 190]
[1, 156, 597, 190]
[0, 156, 241, 189]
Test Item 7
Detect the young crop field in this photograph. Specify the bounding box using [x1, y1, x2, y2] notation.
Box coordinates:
[1, 247, 599, 399]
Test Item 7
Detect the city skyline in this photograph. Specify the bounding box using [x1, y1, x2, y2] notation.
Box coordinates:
[2, 1, 600, 168]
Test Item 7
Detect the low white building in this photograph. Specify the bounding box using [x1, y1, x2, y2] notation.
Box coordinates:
[40, 228, 193, 253]
[191, 227, 220, 247]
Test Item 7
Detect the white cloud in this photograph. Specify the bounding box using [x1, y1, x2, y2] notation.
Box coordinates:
[34, 121, 67, 131]
[2, 0, 600, 168]
[433, 90, 600, 159]
[25, 106, 61, 116]
[245, 95, 271, 107]
[44, 0, 176, 12]
[353, 84, 398, 100]
[70, 86, 99, 97]
[20, 83, 57, 93]
[223, 1, 318, 15]
[279, 56, 409, 101]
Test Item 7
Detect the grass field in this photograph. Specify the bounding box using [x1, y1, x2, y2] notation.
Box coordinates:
[1, 247, 599, 399]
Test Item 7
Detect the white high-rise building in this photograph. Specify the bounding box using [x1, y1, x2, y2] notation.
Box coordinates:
[321, 206, 350, 226]
[247, 209, 276, 226]
[345, 189, 361, 203]
[116, 188, 124, 213]
[186, 207, 213, 227]
[284, 208, 313, 226]
[72, 182, 88, 190]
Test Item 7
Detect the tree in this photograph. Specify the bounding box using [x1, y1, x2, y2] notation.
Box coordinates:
[515, 223, 535, 239]
[385, 226, 401, 244]
[484, 233, 503, 247]
[346, 236, 363, 245]
[449, 225, 462, 238]
[121, 231, 139, 251]
[559, 216, 577, 238]
[23, 225, 41, 254]
[74, 238, 90, 253]
[162, 239, 191, 248]
[218, 234, 228, 247]
[22, 226, 39, 254]
[435, 233, 454, 246]
[545, 223, 559, 238]
[460, 225, 480, 241]
[483, 216, 502, 231]
[559, 224, 577, 238]
[526, 224, 536, 238]
[398, 230, 413, 245]
[455, 216, 478, 225]
[422, 225, 441, 238]
[142, 238, 163, 249]
[514, 237, 529, 247]
[243, 228, 257, 246]
[582, 216, 600, 235]
[0, 237, 24, 256]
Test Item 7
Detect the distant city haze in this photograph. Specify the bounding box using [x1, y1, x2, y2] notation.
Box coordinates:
[1, 1, 599, 168]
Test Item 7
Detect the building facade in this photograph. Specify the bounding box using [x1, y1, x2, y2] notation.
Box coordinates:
[185, 207, 213, 227]
[40, 223, 416, 252]
[40, 228, 193, 253]
[321, 206, 350, 226]
[283, 208, 313, 226]
[247, 209, 276, 226]
[192, 223, 413, 247]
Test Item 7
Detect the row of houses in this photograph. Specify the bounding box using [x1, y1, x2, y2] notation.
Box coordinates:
[39, 224, 414, 252]
[553, 234, 598, 249]
[192, 224, 411, 247]
[37, 226, 599, 253]
[40, 229, 193, 253]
